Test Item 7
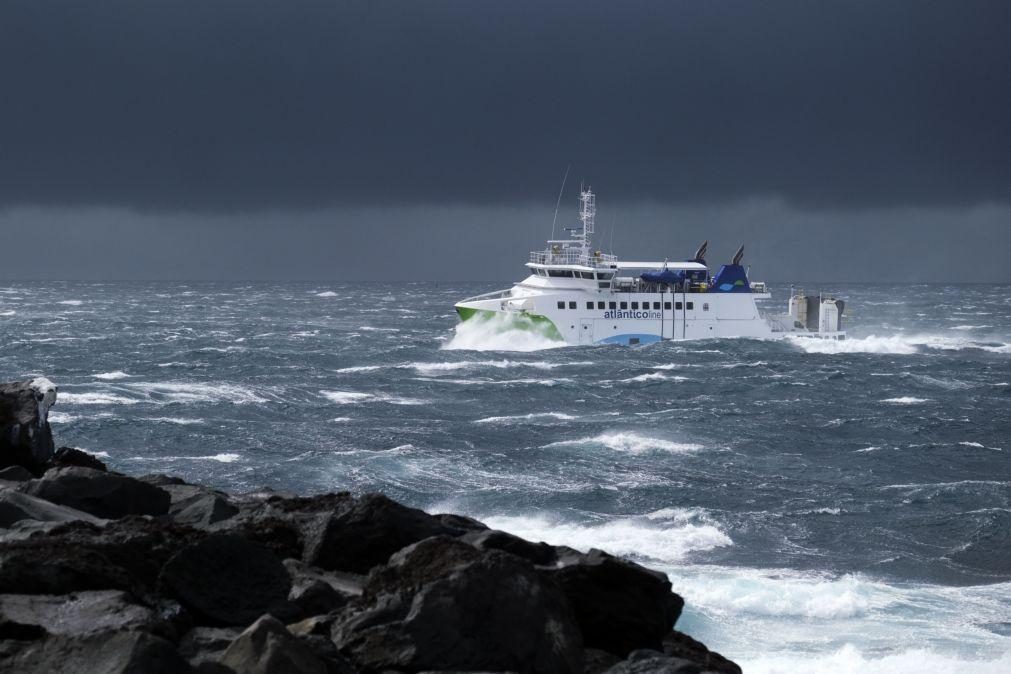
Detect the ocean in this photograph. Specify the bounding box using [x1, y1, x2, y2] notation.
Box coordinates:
[2, 281, 1009, 672]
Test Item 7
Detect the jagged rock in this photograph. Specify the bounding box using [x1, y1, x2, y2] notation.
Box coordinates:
[283, 558, 364, 609]
[2, 629, 193, 673]
[159, 534, 292, 626]
[0, 590, 160, 638]
[138, 474, 188, 487]
[0, 518, 204, 597]
[334, 536, 583, 674]
[463, 528, 559, 565]
[434, 512, 489, 533]
[661, 631, 741, 674]
[304, 493, 460, 573]
[0, 466, 34, 482]
[549, 549, 684, 657]
[0, 378, 57, 476]
[164, 484, 240, 529]
[219, 614, 330, 674]
[0, 487, 105, 528]
[178, 626, 242, 667]
[20, 466, 171, 519]
[604, 649, 702, 674]
[585, 648, 624, 674]
[47, 447, 108, 473]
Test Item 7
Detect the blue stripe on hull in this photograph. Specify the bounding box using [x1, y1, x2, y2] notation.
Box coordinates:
[598, 333, 663, 346]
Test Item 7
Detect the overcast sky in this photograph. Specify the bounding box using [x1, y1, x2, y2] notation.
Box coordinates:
[1, 1, 1009, 281]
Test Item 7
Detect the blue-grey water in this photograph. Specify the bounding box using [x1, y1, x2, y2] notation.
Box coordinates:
[2, 281, 1009, 673]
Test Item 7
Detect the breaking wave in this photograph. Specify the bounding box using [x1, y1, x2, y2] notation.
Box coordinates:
[789, 334, 1011, 355]
[545, 431, 704, 455]
[443, 312, 566, 352]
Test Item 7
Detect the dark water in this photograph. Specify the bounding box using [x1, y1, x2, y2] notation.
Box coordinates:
[2, 281, 1009, 672]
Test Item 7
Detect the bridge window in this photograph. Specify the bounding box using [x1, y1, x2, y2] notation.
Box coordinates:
[580, 272, 595, 279]
[597, 272, 614, 280]
[620, 302, 628, 310]
[631, 302, 639, 310]
[568, 301, 577, 309]
[586, 301, 594, 310]
[557, 301, 565, 309]
[597, 301, 605, 309]
[548, 269, 574, 278]
[664, 301, 672, 310]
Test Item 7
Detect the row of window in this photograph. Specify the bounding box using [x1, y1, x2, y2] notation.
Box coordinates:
[535, 269, 615, 281]
[556, 300, 706, 311]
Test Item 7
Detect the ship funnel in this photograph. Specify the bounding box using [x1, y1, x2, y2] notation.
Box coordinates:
[693, 240, 709, 262]
[732, 245, 744, 266]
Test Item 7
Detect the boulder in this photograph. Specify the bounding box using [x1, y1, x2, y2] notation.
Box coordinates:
[604, 650, 702, 674]
[549, 549, 684, 657]
[463, 528, 558, 565]
[0, 466, 34, 483]
[661, 631, 741, 674]
[47, 447, 108, 473]
[0, 378, 57, 475]
[0, 590, 159, 638]
[303, 493, 460, 573]
[334, 536, 583, 674]
[178, 626, 242, 668]
[20, 467, 171, 519]
[219, 614, 330, 674]
[158, 534, 292, 626]
[1, 629, 193, 673]
[0, 487, 105, 528]
[165, 485, 240, 529]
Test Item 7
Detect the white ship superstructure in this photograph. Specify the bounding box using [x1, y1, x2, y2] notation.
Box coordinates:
[455, 187, 845, 346]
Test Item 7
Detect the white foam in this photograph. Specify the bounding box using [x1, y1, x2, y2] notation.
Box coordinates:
[881, 397, 931, 404]
[475, 411, 578, 424]
[335, 365, 385, 373]
[546, 431, 704, 455]
[60, 392, 138, 405]
[787, 333, 1010, 355]
[320, 390, 427, 406]
[93, 371, 131, 380]
[205, 453, 240, 462]
[0, 310, 14, 316]
[743, 645, 1011, 674]
[443, 312, 566, 352]
[143, 417, 205, 425]
[57, 300, 83, 306]
[481, 513, 732, 562]
[315, 291, 338, 297]
[621, 372, 690, 383]
[126, 382, 268, 404]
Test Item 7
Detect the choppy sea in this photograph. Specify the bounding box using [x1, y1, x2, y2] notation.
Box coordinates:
[2, 281, 1009, 672]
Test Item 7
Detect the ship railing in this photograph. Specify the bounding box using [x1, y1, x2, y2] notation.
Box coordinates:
[458, 288, 513, 303]
[528, 250, 618, 266]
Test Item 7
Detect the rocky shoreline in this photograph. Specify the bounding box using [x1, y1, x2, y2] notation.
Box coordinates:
[1, 378, 740, 674]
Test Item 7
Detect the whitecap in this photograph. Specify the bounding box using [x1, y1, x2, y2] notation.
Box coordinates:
[743, 644, 1011, 674]
[93, 371, 131, 380]
[475, 412, 578, 424]
[545, 432, 703, 454]
[57, 300, 83, 306]
[59, 392, 139, 405]
[881, 397, 931, 404]
[620, 372, 691, 383]
[0, 310, 15, 316]
[481, 513, 732, 563]
[315, 291, 338, 297]
[443, 312, 566, 352]
[321, 390, 428, 405]
[126, 382, 267, 404]
[143, 417, 205, 425]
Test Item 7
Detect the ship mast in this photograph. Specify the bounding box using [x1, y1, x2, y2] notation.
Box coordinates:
[576, 187, 595, 256]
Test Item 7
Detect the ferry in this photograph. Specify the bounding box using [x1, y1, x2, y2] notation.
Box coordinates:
[454, 188, 845, 346]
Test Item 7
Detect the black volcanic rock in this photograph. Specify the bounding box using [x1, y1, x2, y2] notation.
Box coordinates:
[303, 493, 460, 573]
[4, 629, 193, 674]
[463, 527, 559, 565]
[158, 534, 292, 626]
[20, 466, 170, 519]
[661, 631, 742, 674]
[219, 614, 332, 674]
[0, 379, 56, 476]
[0, 487, 104, 528]
[0, 466, 34, 483]
[334, 536, 584, 674]
[604, 650, 703, 674]
[0, 590, 161, 638]
[549, 548, 684, 657]
[47, 447, 108, 473]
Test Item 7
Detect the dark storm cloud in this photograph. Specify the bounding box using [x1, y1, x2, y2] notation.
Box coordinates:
[2, 0, 1009, 211]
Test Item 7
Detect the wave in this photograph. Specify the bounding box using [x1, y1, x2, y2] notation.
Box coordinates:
[743, 646, 1011, 674]
[411, 359, 587, 374]
[475, 411, 578, 424]
[125, 382, 268, 404]
[788, 333, 1011, 355]
[881, 397, 931, 404]
[620, 372, 691, 383]
[315, 291, 338, 297]
[545, 431, 704, 455]
[93, 371, 131, 380]
[320, 390, 427, 405]
[480, 513, 732, 563]
[443, 312, 566, 352]
[57, 299, 83, 306]
[59, 392, 138, 405]
[0, 310, 15, 316]
[142, 417, 206, 425]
